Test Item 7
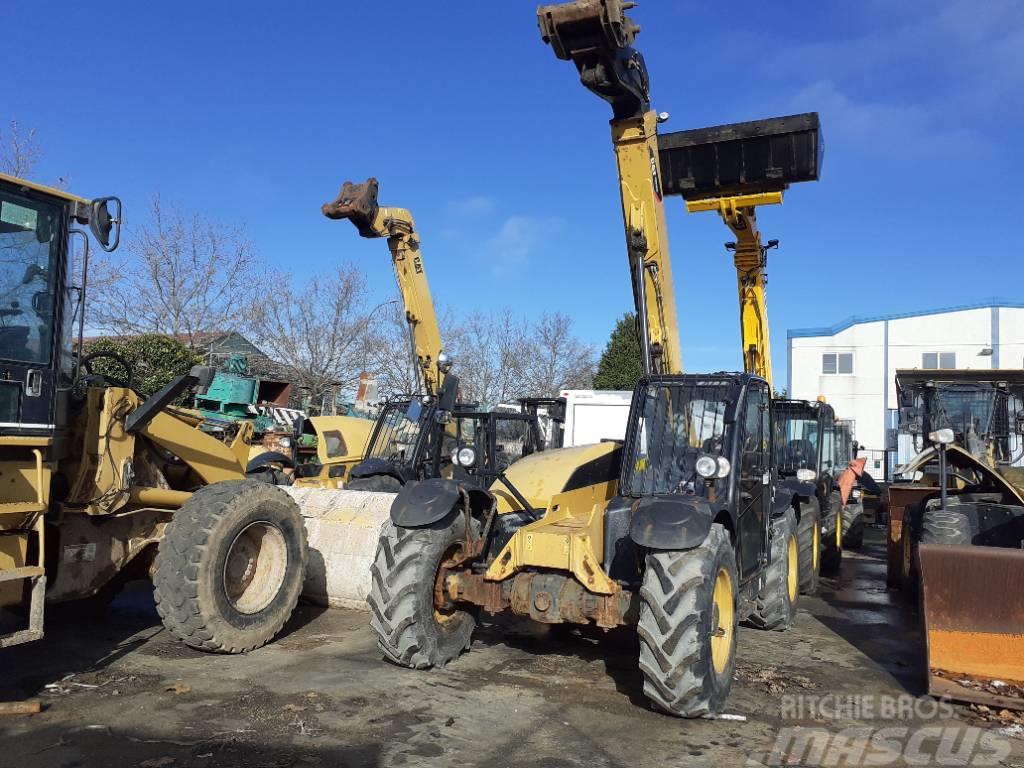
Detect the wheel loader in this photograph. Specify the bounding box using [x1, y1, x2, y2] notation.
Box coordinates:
[0, 173, 307, 651]
[892, 369, 1024, 707]
[365, 0, 820, 717]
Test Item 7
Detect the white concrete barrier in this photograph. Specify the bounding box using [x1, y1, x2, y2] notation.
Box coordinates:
[283, 487, 395, 611]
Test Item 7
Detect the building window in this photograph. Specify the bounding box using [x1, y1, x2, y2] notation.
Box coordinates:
[922, 351, 956, 369]
[822, 352, 853, 375]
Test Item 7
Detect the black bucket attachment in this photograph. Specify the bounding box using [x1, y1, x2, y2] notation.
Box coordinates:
[658, 113, 823, 200]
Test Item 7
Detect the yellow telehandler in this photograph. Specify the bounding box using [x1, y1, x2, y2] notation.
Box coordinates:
[364, 0, 824, 717]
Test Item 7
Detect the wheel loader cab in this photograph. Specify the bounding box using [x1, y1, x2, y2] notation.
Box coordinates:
[0, 177, 111, 435]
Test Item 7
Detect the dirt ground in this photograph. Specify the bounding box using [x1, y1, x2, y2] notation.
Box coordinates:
[3, 529, 1023, 768]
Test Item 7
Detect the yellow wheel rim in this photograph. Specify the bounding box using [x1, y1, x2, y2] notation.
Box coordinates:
[710, 566, 735, 675]
[787, 534, 799, 603]
[812, 521, 820, 570]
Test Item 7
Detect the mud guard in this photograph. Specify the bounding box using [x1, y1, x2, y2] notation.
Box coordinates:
[349, 457, 411, 484]
[776, 478, 815, 518]
[390, 479, 491, 529]
[629, 494, 713, 550]
[246, 451, 295, 473]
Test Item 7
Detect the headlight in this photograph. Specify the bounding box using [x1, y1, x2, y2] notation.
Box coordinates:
[456, 447, 476, 467]
[796, 468, 816, 482]
[695, 455, 718, 479]
[929, 428, 955, 445]
[852, 489, 862, 499]
[279, 437, 292, 449]
[716, 456, 731, 479]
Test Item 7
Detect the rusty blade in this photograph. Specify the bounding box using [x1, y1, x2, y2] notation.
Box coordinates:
[919, 543, 1024, 709]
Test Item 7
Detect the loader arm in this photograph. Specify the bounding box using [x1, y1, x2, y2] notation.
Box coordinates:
[323, 178, 445, 394]
[539, 0, 682, 376]
[686, 193, 782, 389]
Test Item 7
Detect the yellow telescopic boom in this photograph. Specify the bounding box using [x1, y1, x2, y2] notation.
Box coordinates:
[539, 0, 682, 376]
[687, 192, 783, 389]
[322, 179, 445, 395]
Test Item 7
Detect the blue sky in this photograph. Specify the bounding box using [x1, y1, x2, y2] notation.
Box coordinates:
[5, 1, 1022, 385]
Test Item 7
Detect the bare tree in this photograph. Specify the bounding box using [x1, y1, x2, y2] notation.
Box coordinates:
[0, 120, 42, 177]
[246, 265, 372, 411]
[521, 312, 596, 396]
[442, 309, 527, 407]
[364, 299, 469, 397]
[90, 194, 258, 344]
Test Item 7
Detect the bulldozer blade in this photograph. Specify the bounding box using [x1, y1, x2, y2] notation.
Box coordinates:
[284, 487, 394, 611]
[919, 543, 1024, 709]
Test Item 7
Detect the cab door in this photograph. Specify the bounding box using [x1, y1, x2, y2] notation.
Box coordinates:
[736, 382, 770, 579]
[0, 183, 69, 435]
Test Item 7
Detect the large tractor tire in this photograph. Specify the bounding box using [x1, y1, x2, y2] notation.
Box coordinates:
[347, 475, 403, 493]
[920, 506, 973, 546]
[820, 491, 843, 576]
[842, 501, 865, 550]
[747, 510, 799, 631]
[368, 514, 478, 668]
[796, 497, 821, 595]
[636, 523, 738, 718]
[153, 480, 307, 653]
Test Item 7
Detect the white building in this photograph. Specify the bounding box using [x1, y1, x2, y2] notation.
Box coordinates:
[787, 300, 1024, 476]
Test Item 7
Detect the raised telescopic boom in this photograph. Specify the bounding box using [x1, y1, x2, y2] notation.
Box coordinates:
[657, 113, 824, 391]
[322, 178, 446, 395]
[538, 0, 682, 376]
[688, 193, 781, 388]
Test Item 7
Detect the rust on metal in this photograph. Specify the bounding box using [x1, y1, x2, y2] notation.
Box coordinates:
[0, 701, 41, 716]
[919, 543, 1024, 709]
[321, 178, 380, 237]
[885, 484, 934, 588]
[446, 569, 636, 628]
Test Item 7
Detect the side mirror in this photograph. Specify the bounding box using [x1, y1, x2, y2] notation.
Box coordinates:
[89, 197, 122, 252]
[898, 389, 915, 409]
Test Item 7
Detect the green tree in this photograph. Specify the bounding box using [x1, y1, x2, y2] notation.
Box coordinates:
[83, 334, 203, 399]
[593, 313, 643, 390]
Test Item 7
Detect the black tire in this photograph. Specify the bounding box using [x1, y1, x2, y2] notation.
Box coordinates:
[842, 501, 865, 549]
[347, 474, 403, 493]
[820, 491, 843, 575]
[153, 480, 307, 653]
[746, 510, 799, 631]
[636, 524, 738, 718]
[368, 514, 478, 668]
[920, 506, 973, 546]
[797, 497, 821, 596]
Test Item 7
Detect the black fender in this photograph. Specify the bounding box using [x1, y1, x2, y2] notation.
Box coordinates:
[629, 494, 713, 551]
[246, 451, 295, 473]
[779, 475, 817, 501]
[349, 457, 410, 484]
[771, 484, 797, 519]
[390, 478, 493, 529]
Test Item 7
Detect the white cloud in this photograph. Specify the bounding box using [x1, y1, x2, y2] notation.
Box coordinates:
[483, 215, 564, 277]
[446, 196, 497, 217]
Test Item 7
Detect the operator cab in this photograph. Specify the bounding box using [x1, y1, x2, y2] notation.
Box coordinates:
[618, 373, 773, 582]
[0, 173, 120, 436]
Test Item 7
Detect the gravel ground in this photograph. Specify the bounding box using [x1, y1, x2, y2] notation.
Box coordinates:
[3, 529, 1022, 768]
